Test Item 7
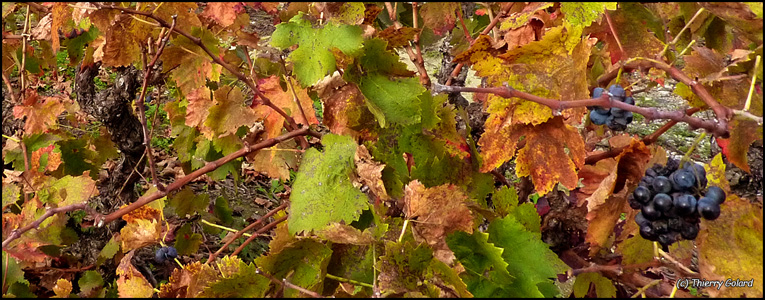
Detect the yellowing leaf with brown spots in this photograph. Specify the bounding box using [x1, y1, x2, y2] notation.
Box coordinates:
[117, 250, 154, 298]
[718, 118, 763, 173]
[202, 86, 258, 139]
[419, 2, 459, 36]
[404, 180, 473, 252]
[704, 153, 731, 191]
[354, 145, 389, 201]
[697, 194, 763, 297]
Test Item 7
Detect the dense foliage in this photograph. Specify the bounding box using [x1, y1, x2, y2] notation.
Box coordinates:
[2, 2, 763, 298]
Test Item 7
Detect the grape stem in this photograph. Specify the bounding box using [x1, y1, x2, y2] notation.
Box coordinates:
[631, 279, 661, 298]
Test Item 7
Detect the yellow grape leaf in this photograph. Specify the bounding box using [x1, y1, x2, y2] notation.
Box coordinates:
[92, 12, 153, 67]
[52, 278, 73, 298]
[161, 27, 222, 96]
[154, 3, 202, 34]
[246, 139, 299, 180]
[116, 250, 154, 298]
[203, 86, 258, 139]
[159, 261, 220, 298]
[120, 206, 161, 253]
[704, 153, 731, 191]
[13, 95, 65, 136]
[403, 180, 473, 252]
[697, 194, 763, 298]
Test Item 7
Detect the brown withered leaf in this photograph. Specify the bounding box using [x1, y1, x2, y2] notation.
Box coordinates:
[377, 27, 421, 49]
[403, 181, 473, 252]
[354, 145, 389, 201]
[317, 223, 374, 245]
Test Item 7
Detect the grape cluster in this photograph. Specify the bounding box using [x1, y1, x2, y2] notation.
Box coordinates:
[155, 246, 178, 263]
[628, 158, 726, 250]
[589, 85, 634, 131]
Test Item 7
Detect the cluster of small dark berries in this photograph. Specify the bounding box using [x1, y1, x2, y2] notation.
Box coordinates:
[155, 246, 178, 263]
[629, 158, 725, 250]
[588, 85, 634, 131]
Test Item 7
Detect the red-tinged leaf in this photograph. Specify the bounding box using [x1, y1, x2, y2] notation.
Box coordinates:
[154, 3, 203, 34]
[184, 87, 213, 129]
[96, 13, 153, 67]
[161, 27, 222, 96]
[404, 180, 473, 253]
[318, 79, 377, 139]
[718, 118, 763, 173]
[30, 144, 61, 173]
[699, 2, 763, 44]
[419, 2, 459, 36]
[201, 2, 240, 27]
[354, 145, 389, 202]
[254, 75, 319, 138]
[203, 86, 258, 139]
[116, 250, 154, 298]
[13, 95, 65, 136]
[585, 3, 665, 64]
[50, 2, 74, 52]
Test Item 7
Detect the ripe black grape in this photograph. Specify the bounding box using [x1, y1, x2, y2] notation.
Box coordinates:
[653, 193, 673, 212]
[697, 197, 721, 220]
[672, 193, 697, 216]
[628, 194, 642, 209]
[657, 233, 676, 247]
[682, 162, 707, 187]
[640, 224, 657, 240]
[652, 219, 669, 234]
[642, 202, 662, 220]
[670, 169, 696, 191]
[652, 176, 672, 194]
[704, 186, 726, 205]
[590, 110, 609, 125]
[680, 223, 699, 240]
[593, 87, 605, 98]
[155, 247, 168, 263]
[633, 186, 652, 204]
[166, 246, 178, 259]
[608, 84, 626, 99]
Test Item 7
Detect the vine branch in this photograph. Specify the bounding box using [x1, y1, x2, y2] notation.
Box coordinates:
[384, 2, 431, 86]
[3, 203, 94, 248]
[231, 215, 288, 257]
[206, 202, 289, 264]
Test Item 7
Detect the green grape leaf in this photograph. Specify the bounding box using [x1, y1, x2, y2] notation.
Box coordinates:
[254, 238, 332, 297]
[271, 12, 363, 87]
[288, 134, 368, 235]
[96, 236, 120, 266]
[357, 75, 425, 128]
[573, 272, 617, 298]
[2, 182, 20, 210]
[2, 251, 29, 292]
[174, 223, 203, 256]
[200, 256, 270, 297]
[78, 270, 105, 297]
[561, 3, 618, 52]
[167, 187, 209, 217]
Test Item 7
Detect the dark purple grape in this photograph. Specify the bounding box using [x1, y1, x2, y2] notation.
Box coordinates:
[673, 193, 697, 216]
[633, 186, 652, 204]
[680, 223, 700, 240]
[640, 224, 657, 240]
[623, 96, 635, 105]
[642, 202, 662, 220]
[670, 169, 696, 191]
[608, 84, 626, 99]
[652, 219, 669, 234]
[658, 233, 676, 246]
[668, 218, 683, 232]
[166, 246, 178, 258]
[623, 111, 633, 123]
[593, 87, 605, 98]
[635, 212, 650, 227]
[611, 107, 626, 117]
[653, 193, 673, 212]
[652, 176, 672, 194]
[155, 247, 168, 263]
[606, 115, 628, 131]
[645, 168, 657, 178]
[682, 162, 707, 188]
[594, 106, 611, 115]
[697, 197, 721, 220]
[705, 186, 726, 205]
[589, 110, 609, 125]
[628, 194, 642, 209]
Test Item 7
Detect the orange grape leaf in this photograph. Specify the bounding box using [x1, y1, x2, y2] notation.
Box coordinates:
[13, 95, 65, 136]
[317, 223, 374, 245]
[120, 218, 160, 253]
[585, 3, 665, 63]
[419, 2, 459, 36]
[185, 87, 213, 129]
[354, 144, 389, 202]
[203, 86, 258, 139]
[683, 46, 726, 82]
[50, 2, 74, 52]
[579, 138, 651, 255]
[403, 180, 473, 252]
[154, 3, 202, 34]
[159, 261, 220, 298]
[254, 75, 319, 137]
[318, 80, 377, 139]
[245, 139, 299, 180]
[99, 14, 153, 67]
[200, 2, 242, 27]
[697, 194, 763, 297]
[161, 27, 222, 96]
[30, 144, 61, 173]
[717, 118, 763, 173]
[116, 250, 154, 298]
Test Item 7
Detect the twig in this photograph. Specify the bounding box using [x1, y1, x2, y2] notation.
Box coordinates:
[93, 3, 309, 148]
[455, 4, 473, 43]
[19, 4, 31, 100]
[433, 83, 728, 137]
[744, 55, 761, 112]
[279, 57, 310, 126]
[91, 128, 313, 227]
[200, 219, 253, 237]
[445, 3, 513, 86]
[568, 261, 660, 277]
[134, 15, 175, 192]
[398, 219, 409, 242]
[1, 72, 17, 103]
[206, 202, 289, 264]
[657, 248, 698, 277]
[631, 279, 661, 298]
[384, 2, 431, 87]
[231, 215, 287, 257]
[658, 8, 706, 60]
[2, 203, 92, 247]
[732, 109, 763, 124]
[670, 40, 696, 66]
[604, 11, 624, 56]
[411, 2, 430, 86]
[325, 273, 374, 289]
[490, 169, 512, 189]
[585, 107, 701, 164]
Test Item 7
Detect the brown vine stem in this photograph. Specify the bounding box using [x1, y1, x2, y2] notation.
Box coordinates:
[206, 202, 289, 264]
[2, 203, 93, 248]
[598, 57, 731, 134]
[92, 128, 313, 226]
[585, 107, 702, 165]
[445, 3, 514, 86]
[1, 72, 17, 104]
[134, 15, 176, 192]
[454, 4, 473, 43]
[231, 215, 288, 257]
[19, 4, 30, 99]
[411, 2, 430, 86]
[384, 2, 431, 87]
[657, 7, 706, 60]
[603, 11, 624, 56]
[433, 83, 727, 137]
[92, 3, 309, 148]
